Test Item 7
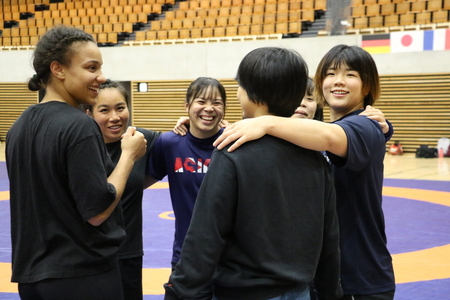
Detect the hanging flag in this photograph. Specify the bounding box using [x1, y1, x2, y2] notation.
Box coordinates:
[361, 34, 390, 54]
[423, 29, 450, 51]
[391, 31, 424, 53]
[423, 30, 435, 51]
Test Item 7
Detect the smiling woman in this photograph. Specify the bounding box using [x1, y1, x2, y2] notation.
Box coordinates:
[184, 77, 226, 139]
[86, 79, 131, 144]
[212, 45, 395, 299]
[85, 79, 161, 300]
[4, 26, 146, 300]
[145, 77, 228, 300]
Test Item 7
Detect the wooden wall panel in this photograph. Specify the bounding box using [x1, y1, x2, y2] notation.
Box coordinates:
[0, 83, 38, 140]
[1, 74, 449, 155]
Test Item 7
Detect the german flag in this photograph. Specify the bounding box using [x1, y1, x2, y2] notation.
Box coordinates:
[361, 34, 391, 54]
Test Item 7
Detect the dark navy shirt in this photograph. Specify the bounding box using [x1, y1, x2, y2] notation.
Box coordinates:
[147, 128, 224, 264]
[327, 110, 395, 295]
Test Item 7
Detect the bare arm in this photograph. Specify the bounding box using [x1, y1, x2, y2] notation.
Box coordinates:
[88, 127, 147, 226]
[213, 116, 348, 157]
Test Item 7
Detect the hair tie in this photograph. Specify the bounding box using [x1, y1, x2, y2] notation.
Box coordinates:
[32, 74, 38, 80]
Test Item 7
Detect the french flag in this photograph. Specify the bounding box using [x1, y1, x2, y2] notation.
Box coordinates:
[423, 29, 450, 51]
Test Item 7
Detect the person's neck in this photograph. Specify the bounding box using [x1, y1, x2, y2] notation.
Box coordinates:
[329, 104, 364, 122]
[250, 104, 270, 118]
[41, 86, 77, 108]
[189, 126, 221, 139]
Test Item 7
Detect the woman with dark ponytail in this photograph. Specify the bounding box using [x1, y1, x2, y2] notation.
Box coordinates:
[6, 26, 147, 300]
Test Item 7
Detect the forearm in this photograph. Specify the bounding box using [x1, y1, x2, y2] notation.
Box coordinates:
[108, 153, 136, 200]
[265, 116, 348, 157]
[88, 155, 135, 226]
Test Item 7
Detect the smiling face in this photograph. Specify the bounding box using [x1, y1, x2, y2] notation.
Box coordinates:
[61, 41, 106, 107]
[90, 87, 129, 144]
[186, 85, 225, 139]
[292, 93, 317, 119]
[314, 45, 380, 121]
[322, 63, 365, 120]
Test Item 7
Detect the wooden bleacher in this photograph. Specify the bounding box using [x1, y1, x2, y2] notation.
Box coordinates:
[1, 0, 450, 46]
[128, 0, 326, 44]
[0, 0, 166, 48]
[348, 0, 450, 34]
[140, 0, 317, 40]
[1, 74, 449, 153]
[0, 0, 327, 48]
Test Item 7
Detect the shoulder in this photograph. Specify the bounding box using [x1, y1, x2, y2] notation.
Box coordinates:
[220, 136, 277, 158]
[162, 131, 184, 140]
[152, 131, 182, 148]
[42, 105, 100, 138]
[137, 127, 161, 140]
[73, 113, 102, 135]
[338, 110, 379, 127]
[52, 104, 95, 126]
[336, 114, 382, 137]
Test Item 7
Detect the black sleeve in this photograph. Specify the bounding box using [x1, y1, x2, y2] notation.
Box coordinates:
[167, 149, 238, 298]
[384, 120, 394, 143]
[164, 283, 182, 300]
[313, 166, 343, 300]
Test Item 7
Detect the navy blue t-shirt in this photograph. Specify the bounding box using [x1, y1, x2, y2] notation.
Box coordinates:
[327, 110, 395, 295]
[147, 129, 224, 264]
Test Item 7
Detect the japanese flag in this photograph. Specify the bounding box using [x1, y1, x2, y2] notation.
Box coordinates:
[391, 31, 424, 53]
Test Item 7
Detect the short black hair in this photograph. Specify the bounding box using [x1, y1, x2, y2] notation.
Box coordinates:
[236, 47, 309, 117]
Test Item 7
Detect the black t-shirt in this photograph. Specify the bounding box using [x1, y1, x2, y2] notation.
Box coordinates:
[6, 101, 125, 283]
[106, 128, 161, 259]
[167, 136, 342, 299]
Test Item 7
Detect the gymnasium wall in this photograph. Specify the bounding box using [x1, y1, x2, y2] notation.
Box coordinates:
[1, 34, 449, 82]
[0, 34, 449, 153]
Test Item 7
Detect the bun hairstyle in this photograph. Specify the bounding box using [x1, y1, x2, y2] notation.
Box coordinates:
[28, 26, 95, 92]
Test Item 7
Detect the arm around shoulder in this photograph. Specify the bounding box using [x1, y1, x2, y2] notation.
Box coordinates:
[265, 116, 348, 157]
[214, 115, 348, 157]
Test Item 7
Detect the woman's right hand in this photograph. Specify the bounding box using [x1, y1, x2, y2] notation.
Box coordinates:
[213, 116, 271, 152]
[121, 126, 147, 161]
